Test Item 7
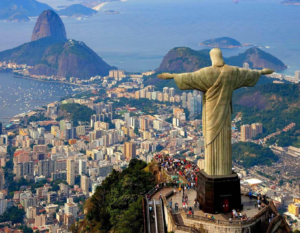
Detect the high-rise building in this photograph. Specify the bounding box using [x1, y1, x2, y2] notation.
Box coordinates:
[38, 127, 45, 137]
[153, 120, 163, 130]
[124, 112, 130, 125]
[15, 161, 34, 179]
[0, 169, 5, 190]
[187, 92, 193, 107]
[60, 120, 66, 131]
[181, 93, 187, 108]
[0, 198, 7, 215]
[163, 87, 169, 94]
[76, 126, 85, 136]
[241, 124, 252, 142]
[38, 160, 55, 177]
[109, 70, 125, 79]
[67, 160, 75, 186]
[140, 117, 149, 131]
[251, 123, 263, 138]
[81, 175, 90, 193]
[196, 95, 202, 112]
[169, 88, 175, 97]
[79, 159, 87, 175]
[295, 71, 300, 81]
[193, 90, 199, 97]
[64, 198, 78, 218]
[124, 142, 136, 160]
[243, 63, 250, 69]
[135, 90, 140, 99]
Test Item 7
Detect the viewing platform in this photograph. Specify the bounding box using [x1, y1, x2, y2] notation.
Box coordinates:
[145, 185, 290, 233]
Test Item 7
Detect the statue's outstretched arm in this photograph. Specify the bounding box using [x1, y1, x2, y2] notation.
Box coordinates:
[158, 69, 208, 91]
[235, 68, 274, 90]
[261, 68, 274, 75]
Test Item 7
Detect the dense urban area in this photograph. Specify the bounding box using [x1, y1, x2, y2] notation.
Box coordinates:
[0, 65, 297, 232]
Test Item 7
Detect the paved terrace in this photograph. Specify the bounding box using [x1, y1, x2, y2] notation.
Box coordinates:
[153, 187, 268, 222]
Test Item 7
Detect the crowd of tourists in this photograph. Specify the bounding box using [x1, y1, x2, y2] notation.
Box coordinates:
[154, 154, 199, 188]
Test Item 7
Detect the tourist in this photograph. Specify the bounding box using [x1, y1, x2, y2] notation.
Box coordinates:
[249, 191, 252, 200]
[173, 189, 176, 195]
[194, 199, 197, 207]
[175, 203, 179, 211]
[179, 186, 181, 193]
[211, 215, 215, 220]
[183, 202, 186, 210]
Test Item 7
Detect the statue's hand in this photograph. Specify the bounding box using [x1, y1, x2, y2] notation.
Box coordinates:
[261, 68, 274, 75]
[157, 73, 174, 79]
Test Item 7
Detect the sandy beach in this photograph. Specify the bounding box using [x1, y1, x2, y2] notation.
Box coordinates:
[93, 2, 108, 11]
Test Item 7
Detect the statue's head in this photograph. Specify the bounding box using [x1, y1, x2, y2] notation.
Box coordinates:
[210, 48, 225, 67]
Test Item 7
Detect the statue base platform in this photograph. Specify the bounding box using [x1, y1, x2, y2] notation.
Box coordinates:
[197, 170, 242, 214]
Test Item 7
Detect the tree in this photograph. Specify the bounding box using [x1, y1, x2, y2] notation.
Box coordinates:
[0, 206, 25, 224]
[79, 159, 155, 232]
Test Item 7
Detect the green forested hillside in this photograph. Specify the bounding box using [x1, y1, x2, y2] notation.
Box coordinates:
[233, 83, 300, 147]
[232, 142, 278, 168]
[77, 159, 155, 233]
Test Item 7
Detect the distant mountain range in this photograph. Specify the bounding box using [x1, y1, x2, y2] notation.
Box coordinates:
[0, 0, 53, 21]
[156, 47, 287, 73]
[59, 4, 97, 17]
[0, 10, 113, 79]
[0, 0, 98, 22]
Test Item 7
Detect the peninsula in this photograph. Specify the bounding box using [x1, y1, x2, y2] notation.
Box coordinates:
[200, 37, 244, 48]
[0, 10, 113, 80]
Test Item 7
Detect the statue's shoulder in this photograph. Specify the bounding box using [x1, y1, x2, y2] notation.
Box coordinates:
[223, 64, 240, 72]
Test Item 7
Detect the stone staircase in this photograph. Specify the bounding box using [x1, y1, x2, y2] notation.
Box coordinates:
[156, 203, 165, 233]
[173, 213, 184, 225]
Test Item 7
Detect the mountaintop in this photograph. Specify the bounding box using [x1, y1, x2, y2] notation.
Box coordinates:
[156, 46, 287, 74]
[0, 0, 53, 20]
[58, 4, 97, 17]
[6, 12, 30, 22]
[227, 47, 287, 70]
[0, 10, 113, 79]
[31, 10, 67, 42]
[156, 47, 211, 73]
[200, 37, 242, 48]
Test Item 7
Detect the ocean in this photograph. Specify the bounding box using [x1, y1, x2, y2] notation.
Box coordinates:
[0, 71, 80, 124]
[0, 0, 299, 120]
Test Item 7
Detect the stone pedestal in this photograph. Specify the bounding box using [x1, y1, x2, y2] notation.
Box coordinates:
[197, 170, 242, 214]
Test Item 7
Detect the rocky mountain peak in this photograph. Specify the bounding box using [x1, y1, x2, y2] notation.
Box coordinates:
[31, 9, 67, 42]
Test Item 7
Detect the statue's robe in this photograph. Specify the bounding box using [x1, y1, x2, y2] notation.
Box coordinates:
[174, 64, 261, 176]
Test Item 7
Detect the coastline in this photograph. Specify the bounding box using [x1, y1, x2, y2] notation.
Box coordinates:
[13, 74, 84, 87]
[93, 2, 108, 11]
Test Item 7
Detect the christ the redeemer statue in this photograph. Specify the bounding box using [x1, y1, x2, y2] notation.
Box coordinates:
[158, 48, 273, 176]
